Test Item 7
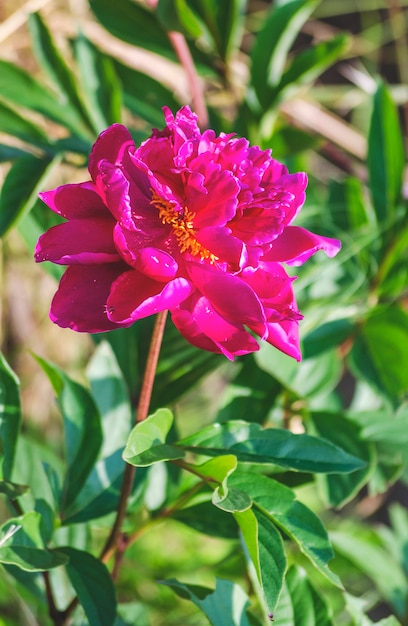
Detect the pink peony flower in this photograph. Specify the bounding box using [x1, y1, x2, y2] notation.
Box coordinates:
[35, 106, 340, 360]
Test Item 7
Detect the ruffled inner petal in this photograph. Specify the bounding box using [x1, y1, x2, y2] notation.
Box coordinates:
[88, 124, 135, 181]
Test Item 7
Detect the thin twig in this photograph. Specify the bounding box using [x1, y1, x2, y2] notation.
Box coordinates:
[167, 30, 209, 129]
[100, 310, 169, 564]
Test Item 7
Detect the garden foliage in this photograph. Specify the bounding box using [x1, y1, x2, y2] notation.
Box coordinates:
[0, 1, 407, 625]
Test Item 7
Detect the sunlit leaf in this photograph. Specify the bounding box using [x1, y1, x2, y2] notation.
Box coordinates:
[179, 421, 365, 474]
[368, 82, 405, 225]
[123, 408, 183, 467]
[0, 353, 21, 481]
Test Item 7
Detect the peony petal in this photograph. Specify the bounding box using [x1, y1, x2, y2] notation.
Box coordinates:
[50, 264, 128, 332]
[265, 318, 301, 361]
[35, 219, 119, 265]
[107, 270, 193, 323]
[88, 124, 134, 181]
[39, 182, 108, 220]
[172, 295, 260, 360]
[194, 226, 246, 269]
[265, 226, 341, 266]
[187, 263, 266, 336]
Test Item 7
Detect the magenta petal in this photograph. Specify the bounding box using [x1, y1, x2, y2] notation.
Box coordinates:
[187, 263, 266, 335]
[136, 247, 178, 281]
[195, 227, 245, 269]
[265, 319, 301, 361]
[107, 270, 193, 323]
[266, 226, 342, 266]
[89, 124, 134, 181]
[172, 295, 260, 359]
[50, 264, 128, 332]
[35, 219, 119, 265]
[39, 182, 108, 220]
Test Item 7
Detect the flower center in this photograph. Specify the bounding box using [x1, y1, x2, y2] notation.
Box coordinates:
[151, 191, 218, 263]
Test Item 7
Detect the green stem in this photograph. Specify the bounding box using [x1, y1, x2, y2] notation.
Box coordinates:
[100, 310, 168, 563]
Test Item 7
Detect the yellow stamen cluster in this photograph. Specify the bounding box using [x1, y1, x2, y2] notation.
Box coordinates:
[150, 191, 218, 263]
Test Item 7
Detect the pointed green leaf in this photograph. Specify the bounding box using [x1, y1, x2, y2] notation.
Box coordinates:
[250, 0, 318, 109]
[282, 565, 335, 626]
[349, 305, 408, 403]
[302, 319, 355, 359]
[0, 154, 59, 237]
[87, 341, 132, 458]
[235, 508, 286, 614]
[73, 34, 122, 132]
[368, 82, 405, 225]
[0, 59, 90, 138]
[0, 353, 21, 481]
[89, 0, 175, 59]
[34, 356, 103, 516]
[0, 100, 49, 145]
[59, 547, 117, 626]
[179, 421, 365, 474]
[28, 13, 94, 136]
[0, 513, 67, 571]
[231, 473, 341, 587]
[272, 34, 349, 105]
[123, 408, 183, 467]
[309, 412, 373, 507]
[162, 578, 252, 626]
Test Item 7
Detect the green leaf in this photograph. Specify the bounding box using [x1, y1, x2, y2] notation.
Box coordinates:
[173, 501, 239, 538]
[309, 412, 373, 507]
[179, 421, 365, 474]
[0, 59, 92, 138]
[0, 154, 59, 237]
[0, 545, 67, 571]
[302, 319, 355, 359]
[231, 473, 341, 587]
[34, 356, 103, 516]
[331, 527, 407, 616]
[28, 13, 93, 136]
[0, 480, 29, 499]
[73, 33, 122, 132]
[0, 512, 67, 571]
[272, 34, 350, 105]
[360, 408, 408, 444]
[367, 82, 405, 225]
[256, 344, 342, 399]
[236, 507, 287, 614]
[250, 0, 318, 109]
[0, 353, 21, 481]
[123, 408, 184, 467]
[90, 0, 175, 59]
[0, 100, 50, 145]
[59, 547, 117, 626]
[348, 305, 408, 403]
[87, 341, 132, 458]
[162, 577, 252, 626]
[276, 565, 334, 626]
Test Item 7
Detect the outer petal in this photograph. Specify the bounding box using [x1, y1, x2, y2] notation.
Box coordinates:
[50, 264, 128, 332]
[35, 219, 119, 265]
[171, 295, 260, 360]
[39, 182, 108, 220]
[265, 226, 341, 266]
[265, 318, 301, 361]
[107, 270, 193, 323]
[88, 124, 135, 181]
